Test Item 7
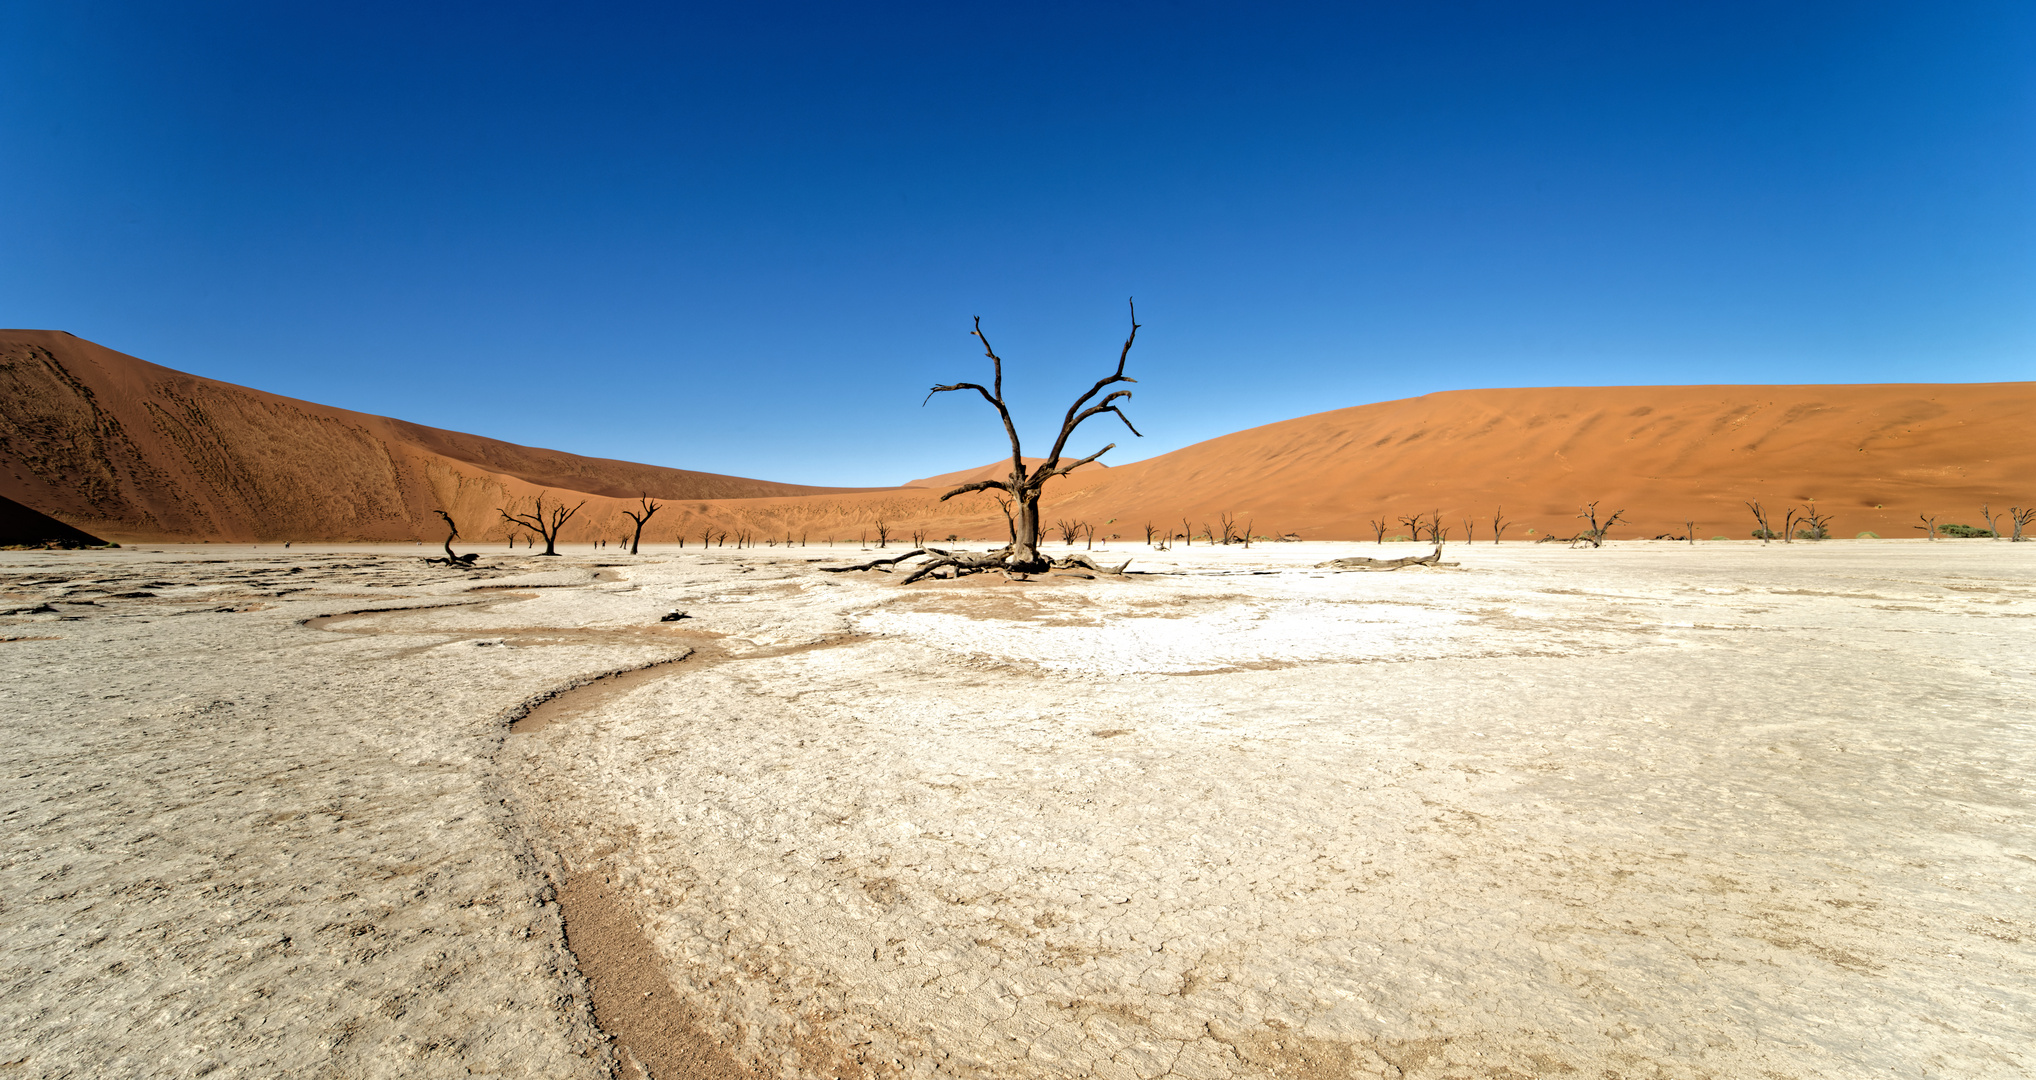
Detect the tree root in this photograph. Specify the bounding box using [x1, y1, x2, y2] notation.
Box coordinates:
[822, 546, 1132, 584]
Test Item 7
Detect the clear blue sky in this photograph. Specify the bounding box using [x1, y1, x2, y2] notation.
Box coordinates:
[4, 2, 2031, 485]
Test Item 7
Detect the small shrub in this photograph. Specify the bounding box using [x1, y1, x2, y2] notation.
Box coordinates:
[1711, 536, 1731, 541]
[1855, 531, 1880, 539]
[1751, 528, 1779, 539]
[1938, 523, 1992, 538]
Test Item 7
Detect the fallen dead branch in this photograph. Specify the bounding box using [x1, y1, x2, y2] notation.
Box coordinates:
[1315, 544, 1455, 571]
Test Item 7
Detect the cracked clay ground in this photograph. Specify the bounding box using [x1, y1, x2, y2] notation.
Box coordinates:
[2, 540, 2031, 1079]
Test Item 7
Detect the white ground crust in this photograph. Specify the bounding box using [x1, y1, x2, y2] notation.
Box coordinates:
[4, 541, 2032, 1078]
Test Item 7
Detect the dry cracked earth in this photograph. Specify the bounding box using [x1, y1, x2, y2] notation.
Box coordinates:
[2, 540, 2031, 1079]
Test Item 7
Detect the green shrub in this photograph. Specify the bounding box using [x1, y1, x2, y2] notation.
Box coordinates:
[1711, 536, 1731, 541]
[1938, 523, 1993, 538]
[1751, 528, 1779, 539]
[1855, 531, 1880, 539]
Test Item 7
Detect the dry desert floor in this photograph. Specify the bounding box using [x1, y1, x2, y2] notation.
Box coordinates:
[2, 539, 2031, 1079]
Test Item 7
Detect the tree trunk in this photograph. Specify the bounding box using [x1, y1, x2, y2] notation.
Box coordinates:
[1010, 492, 1046, 571]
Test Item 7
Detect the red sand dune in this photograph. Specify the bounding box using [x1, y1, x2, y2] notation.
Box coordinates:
[3, 329, 2030, 545]
[903, 458, 1105, 490]
[0, 330, 885, 544]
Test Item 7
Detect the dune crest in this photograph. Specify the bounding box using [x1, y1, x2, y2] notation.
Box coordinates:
[3, 329, 2028, 544]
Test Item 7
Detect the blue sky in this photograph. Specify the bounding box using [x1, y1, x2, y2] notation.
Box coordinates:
[3, 2, 2031, 485]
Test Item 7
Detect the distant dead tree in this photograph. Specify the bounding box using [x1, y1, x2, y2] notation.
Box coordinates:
[1781, 505, 1803, 543]
[825, 302, 1144, 582]
[427, 510, 479, 567]
[499, 495, 584, 557]
[1571, 502, 1626, 548]
[1746, 501, 1776, 543]
[1181, 517, 1192, 547]
[1491, 506, 1509, 544]
[2006, 505, 2034, 541]
[1684, 519, 1695, 545]
[873, 520, 893, 548]
[1369, 517, 1389, 544]
[1462, 518, 1475, 544]
[1800, 502, 1832, 540]
[622, 495, 662, 554]
[1054, 518, 1083, 545]
[1397, 513, 1428, 542]
[1980, 504, 2002, 538]
[1914, 513, 1938, 540]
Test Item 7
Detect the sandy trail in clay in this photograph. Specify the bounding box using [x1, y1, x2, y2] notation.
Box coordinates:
[4, 541, 2032, 1079]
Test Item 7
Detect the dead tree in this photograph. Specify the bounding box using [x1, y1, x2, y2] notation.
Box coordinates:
[1915, 513, 1937, 540]
[1397, 513, 1427, 542]
[622, 495, 662, 554]
[1800, 502, 1833, 541]
[1571, 502, 1627, 548]
[1980, 504, 2001, 538]
[427, 510, 479, 567]
[1369, 517, 1388, 544]
[700, 525, 716, 548]
[829, 302, 1144, 581]
[1492, 506, 1509, 544]
[1781, 505, 1802, 543]
[1746, 501, 1775, 543]
[1055, 519, 1083, 546]
[873, 520, 893, 548]
[499, 495, 585, 557]
[2008, 506, 2034, 541]
[1684, 519, 1696, 545]
[1462, 518, 1475, 544]
[1180, 517, 1192, 547]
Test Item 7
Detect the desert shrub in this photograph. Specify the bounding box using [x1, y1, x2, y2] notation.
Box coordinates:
[1855, 531, 1880, 539]
[1795, 527, 1829, 540]
[1751, 528, 1779, 539]
[1711, 536, 1730, 541]
[1937, 523, 1992, 538]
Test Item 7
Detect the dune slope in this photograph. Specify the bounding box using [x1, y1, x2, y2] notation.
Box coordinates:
[0, 330, 882, 543]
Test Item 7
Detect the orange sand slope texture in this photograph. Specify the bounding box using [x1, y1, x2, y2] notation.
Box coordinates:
[903, 457, 1106, 490]
[1046, 382, 2036, 541]
[0, 330, 890, 544]
[3, 328, 2029, 544]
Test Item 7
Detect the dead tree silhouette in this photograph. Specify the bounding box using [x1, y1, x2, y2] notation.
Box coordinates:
[826, 301, 1144, 582]
[622, 495, 661, 554]
[427, 510, 479, 567]
[498, 495, 584, 557]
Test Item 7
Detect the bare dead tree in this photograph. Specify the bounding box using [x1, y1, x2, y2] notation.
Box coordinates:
[1083, 521, 1097, 550]
[1781, 505, 1802, 543]
[1800, 502, 1833, 541]
[1181, 517, 1192, 547]
[1462, 518, 1475, 544]
[700, 525, 716, 548]
[1397, 513, 1427, 542]
[1054, 519, 1083, 546]
[1980, 504, 2001, 538]
[1241, 518, 1254, 549]
[1369, 517, 1389, 544]
[622, 495, 662, 554]
[2008, 506, 2034, 541]
[1685, 519, 1696, 545]
[427, 509, 479, 567]
[1492, 506, 1509, 544]
[873, 520, 893, 548]
[1570, 502, 1627, 548]
[499, 495, 584, 557]
[835, 301, 1142, 580]
[1915, 513, 1937, 540]
[1746, 501, 1775, 543]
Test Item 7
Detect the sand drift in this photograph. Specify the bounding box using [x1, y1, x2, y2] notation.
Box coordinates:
[2, 541, 2031, 1079]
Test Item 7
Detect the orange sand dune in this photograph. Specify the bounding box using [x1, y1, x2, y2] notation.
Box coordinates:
[3, 329, 2028, 545]
[1038, 382, 2036, 541]
[0, 330, 887, 543]
[903, 457, 1105, 490]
